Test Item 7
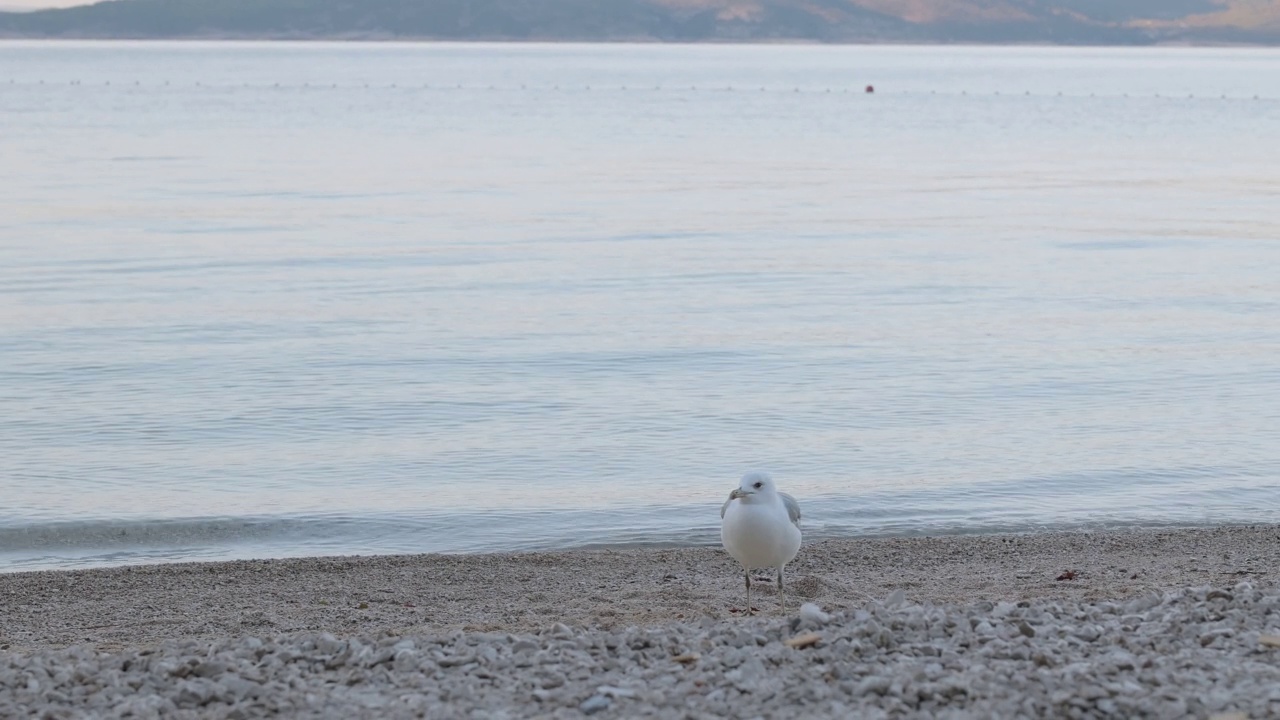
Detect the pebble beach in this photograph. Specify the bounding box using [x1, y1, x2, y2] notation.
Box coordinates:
[3, 525, 1279, 717]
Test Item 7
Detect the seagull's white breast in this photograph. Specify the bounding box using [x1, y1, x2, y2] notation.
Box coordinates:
[721, 496, 801, 570]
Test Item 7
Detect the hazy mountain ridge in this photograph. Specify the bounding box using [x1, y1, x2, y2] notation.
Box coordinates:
[1, 0, 1278, 43]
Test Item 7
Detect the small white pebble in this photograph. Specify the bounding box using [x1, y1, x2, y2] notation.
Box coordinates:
[799, 603, 831, 626]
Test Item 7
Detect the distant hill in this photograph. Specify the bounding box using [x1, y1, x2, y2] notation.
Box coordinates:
[1, 0, 1278, 44]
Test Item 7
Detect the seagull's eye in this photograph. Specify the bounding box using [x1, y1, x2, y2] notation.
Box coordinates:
[753, 482, 762, 489]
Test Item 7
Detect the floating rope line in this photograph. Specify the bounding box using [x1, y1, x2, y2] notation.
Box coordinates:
[1, 80, 1274, 100]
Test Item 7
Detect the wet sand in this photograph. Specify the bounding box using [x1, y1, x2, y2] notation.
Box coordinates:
[2, 525, 1277, 654]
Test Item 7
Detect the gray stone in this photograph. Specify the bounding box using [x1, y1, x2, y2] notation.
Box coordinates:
[579, 694, 611, 714]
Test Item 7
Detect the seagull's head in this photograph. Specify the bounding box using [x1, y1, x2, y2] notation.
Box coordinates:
[729, 471, 776, 501]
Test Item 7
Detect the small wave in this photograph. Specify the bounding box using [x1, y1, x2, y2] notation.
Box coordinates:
[0, 515, 360, 552]
[3, 489, 1275, 574]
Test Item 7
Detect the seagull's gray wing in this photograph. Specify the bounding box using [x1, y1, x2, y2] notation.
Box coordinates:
[720, 492, 734, 519]
[779, 492, 802, 527]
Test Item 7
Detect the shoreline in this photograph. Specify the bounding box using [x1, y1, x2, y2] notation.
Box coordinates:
[3, 524, 1277, 654]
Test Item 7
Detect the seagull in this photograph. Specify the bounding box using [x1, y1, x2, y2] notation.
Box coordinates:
[720, 471, 802, 615]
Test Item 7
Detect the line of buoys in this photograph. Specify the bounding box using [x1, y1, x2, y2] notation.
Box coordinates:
[2, 81, 1273, 100]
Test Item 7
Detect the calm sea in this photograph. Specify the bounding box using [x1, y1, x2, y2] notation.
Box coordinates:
[2, 41, 1279, 572]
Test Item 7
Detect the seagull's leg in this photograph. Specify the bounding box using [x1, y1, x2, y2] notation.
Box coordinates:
[778, 567, 786, 614]
[744, 568, 752, 616]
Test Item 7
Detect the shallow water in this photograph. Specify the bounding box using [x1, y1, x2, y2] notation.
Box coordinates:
[2, 41, 1279, 571]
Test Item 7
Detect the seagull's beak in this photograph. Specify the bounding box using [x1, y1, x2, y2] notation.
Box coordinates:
[729, 488, 751, 500]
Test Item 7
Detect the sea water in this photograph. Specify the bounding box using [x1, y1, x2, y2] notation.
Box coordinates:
[2, 41, 1279, 571]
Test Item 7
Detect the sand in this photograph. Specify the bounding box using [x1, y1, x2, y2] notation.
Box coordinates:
[2, 524, 1276, 655]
